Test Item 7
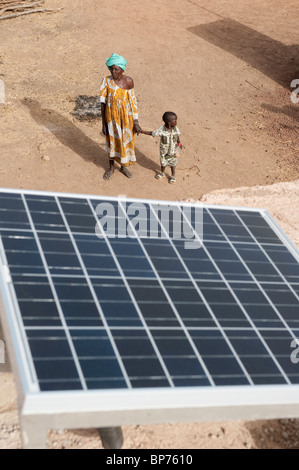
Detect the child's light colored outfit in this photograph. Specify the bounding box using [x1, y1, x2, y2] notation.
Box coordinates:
[152, 125, 181, 167]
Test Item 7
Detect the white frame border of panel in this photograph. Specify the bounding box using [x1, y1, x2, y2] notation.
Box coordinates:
[0, 188, 298, 449]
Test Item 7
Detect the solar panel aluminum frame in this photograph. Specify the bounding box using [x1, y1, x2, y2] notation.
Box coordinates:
[0, 188, 298, 449]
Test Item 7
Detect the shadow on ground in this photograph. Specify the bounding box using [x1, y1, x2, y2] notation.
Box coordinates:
[261, 103, 299, 123]
[22, 98, 157, 175]
[22, 98, 108, 169]
[188, 18, 299, 89]
[245, 419, 299, 449]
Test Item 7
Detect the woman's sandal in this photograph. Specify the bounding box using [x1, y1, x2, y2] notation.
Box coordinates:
[155, 172, 165, 180]
[169, 177, 176, 184]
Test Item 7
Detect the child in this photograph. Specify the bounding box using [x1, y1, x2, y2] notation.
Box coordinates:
[140, 111, 182, 184]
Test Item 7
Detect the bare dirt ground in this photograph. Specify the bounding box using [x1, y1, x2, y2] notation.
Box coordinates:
[0, 0, 298, 449]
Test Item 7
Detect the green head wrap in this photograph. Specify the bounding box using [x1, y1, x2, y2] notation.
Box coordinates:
[106, 53, 127, 71]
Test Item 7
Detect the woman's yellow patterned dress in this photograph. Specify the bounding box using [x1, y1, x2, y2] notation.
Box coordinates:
[100, 76, 138, 167]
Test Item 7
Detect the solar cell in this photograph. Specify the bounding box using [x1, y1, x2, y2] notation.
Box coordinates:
[0, 188, 298, 448]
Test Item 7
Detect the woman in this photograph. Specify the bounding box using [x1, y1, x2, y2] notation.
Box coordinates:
[100, 53, 141, 180]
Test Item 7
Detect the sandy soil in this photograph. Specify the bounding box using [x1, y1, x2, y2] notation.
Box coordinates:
[0, 0, 298, 449]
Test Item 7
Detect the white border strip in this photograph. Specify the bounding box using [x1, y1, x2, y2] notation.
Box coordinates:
[21, 384, 299, 423]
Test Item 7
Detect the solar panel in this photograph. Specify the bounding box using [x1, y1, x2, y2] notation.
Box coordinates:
[0, 188, 298, 448]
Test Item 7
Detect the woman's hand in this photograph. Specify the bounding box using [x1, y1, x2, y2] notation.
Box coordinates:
[102, 122, 108, 136]
[101, 102, 107, 135]
[133, 123, 142, 135]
